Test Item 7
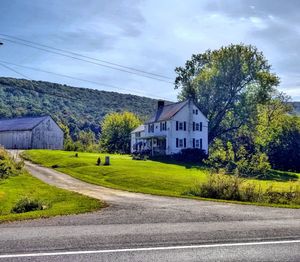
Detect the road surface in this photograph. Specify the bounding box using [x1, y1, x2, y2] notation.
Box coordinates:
[1, 155, 299, 261]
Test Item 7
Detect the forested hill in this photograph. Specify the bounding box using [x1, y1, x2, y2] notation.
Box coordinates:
[0, 77, 158, 138]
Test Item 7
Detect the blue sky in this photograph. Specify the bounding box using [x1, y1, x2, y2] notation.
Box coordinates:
[0, 0, 299, 101]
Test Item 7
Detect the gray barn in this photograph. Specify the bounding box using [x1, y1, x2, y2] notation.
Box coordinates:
[0, 116, 64, 149]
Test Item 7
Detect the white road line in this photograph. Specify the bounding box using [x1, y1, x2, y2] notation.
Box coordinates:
[1, 240, 300, 258]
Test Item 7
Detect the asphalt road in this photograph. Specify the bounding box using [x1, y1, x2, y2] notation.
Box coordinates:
[1, 155, 300, 261]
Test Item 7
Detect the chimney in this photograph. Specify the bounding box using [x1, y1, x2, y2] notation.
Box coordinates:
[157, 100, 165, 109]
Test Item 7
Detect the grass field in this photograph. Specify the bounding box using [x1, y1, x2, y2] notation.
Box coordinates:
[23, 150, 300, 201]
[0, 170, 105, 223]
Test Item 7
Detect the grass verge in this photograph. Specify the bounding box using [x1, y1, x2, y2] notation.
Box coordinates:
[0, 170, 105, 223]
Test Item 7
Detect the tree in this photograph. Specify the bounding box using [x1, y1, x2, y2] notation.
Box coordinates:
[100, 112, 141, 153]
[266, 116, 300, 172]
[175, 44, 279, 143]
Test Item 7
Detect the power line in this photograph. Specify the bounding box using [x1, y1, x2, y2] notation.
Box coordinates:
[0, 34, 173, 80]
[0, 37, 174, 84]
[0, 59, 171, 100]
[0, 62, 32, 80]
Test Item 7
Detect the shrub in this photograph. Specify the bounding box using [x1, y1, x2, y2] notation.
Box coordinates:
[0, 147, 23, 179]
[187, 174, 243, 201]
[235, 147, 270, 178]
[11, 197, 44, 213]
[174, 148, 207, 163]
[186, 173, 300, 205]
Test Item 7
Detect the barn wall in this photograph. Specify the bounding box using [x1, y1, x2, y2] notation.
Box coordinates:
[0, 131, 32, 149]
[31, 117, 64, 149]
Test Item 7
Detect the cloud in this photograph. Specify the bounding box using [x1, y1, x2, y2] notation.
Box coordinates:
[0, 0, 299, 101]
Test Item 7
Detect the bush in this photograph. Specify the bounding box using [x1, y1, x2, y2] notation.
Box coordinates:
[0, 147, 23, 179]
[235, 147, 270, 178]
[186, 174, 300, 205]
[174, 148, 207, 163]
[11, 197, 44, 213]
[206, 140, 271, 177]
[187, 174, 243, 201]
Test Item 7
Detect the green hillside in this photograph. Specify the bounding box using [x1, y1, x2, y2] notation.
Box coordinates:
[0, 77, 158, 138]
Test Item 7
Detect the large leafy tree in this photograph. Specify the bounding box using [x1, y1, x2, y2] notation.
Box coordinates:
[175, 44, 279, 142]
[100, 112, 141, 153]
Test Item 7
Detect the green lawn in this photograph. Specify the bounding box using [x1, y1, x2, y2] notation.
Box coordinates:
[23, 150, 300, 201]
[0, 171, 105, 223]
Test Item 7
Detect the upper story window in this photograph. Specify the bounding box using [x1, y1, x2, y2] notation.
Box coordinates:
[193, 122, 203, 131]
[136, 132, 141, 138]
[148, 123, 154, 133]
[160, 121, 167, 131]
[193, 109, 199, 115]
[176, 121, 186, 131]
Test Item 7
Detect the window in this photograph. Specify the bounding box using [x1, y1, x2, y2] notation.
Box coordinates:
[195, 139, 200, 148]
[148, 124, 154, 133]
[179, 139, 183, 148]
[160, 121, 167, 131]
[195, 123, 200, 131]
[176, 121, 186, 131]
[136, 132, 141, 138]
[196, 109, 198, 115]
[176, 138, 184, 148]
[179, 122, 183, 130]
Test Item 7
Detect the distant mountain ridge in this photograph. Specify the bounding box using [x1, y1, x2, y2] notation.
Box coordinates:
[0, 77, 298, 139]
[291, 102, 300, 115]
[0, 77, 158, 138]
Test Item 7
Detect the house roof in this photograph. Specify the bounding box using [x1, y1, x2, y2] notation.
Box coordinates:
[131, 124, 145, 133]
[0, 116, 49, 132]
[145, 100, 188, 123]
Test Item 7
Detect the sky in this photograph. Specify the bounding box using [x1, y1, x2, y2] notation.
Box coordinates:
[0, 0, 299, 101]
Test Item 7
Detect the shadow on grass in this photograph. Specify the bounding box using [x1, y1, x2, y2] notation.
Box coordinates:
[258, 170, 298, 182]
[148, 156, 208, 170]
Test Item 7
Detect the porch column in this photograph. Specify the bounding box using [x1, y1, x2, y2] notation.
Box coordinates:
[151, 137, 154, 156]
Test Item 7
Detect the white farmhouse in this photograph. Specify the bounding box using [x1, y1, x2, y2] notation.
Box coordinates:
[131, 99, 208, 155]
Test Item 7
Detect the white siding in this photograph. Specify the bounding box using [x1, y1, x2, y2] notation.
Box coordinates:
[131, 100, 209, 156]
[168, 102, 208, 154]
[32, 117, 64, 149]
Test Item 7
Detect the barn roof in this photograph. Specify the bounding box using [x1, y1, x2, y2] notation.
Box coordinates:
[0, 116, 49, 132]
[145, 100, 188, 123]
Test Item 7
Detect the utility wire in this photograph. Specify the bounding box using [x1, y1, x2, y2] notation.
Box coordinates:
[0, 37, 173, 84]
[0, 59, 171, 100]
[0, 62, 32, 80]
[0, 34, 173, 80]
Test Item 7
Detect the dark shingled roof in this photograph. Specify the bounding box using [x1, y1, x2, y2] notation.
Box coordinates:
[0, 116, 48, 132]
[146, 100, 188, 123]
